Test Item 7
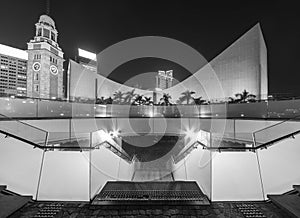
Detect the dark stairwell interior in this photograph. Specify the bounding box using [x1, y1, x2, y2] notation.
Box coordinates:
[121, 135, 183, 181]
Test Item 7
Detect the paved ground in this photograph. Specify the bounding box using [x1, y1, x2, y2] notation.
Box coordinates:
[10, 201, 290, 217]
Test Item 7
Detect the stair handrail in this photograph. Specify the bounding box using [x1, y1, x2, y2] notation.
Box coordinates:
[252, 114, 300, 149]
[196, 115, 300, 152]
[253, 115, 300, 135]
[0, 113, 49, 148]
[0, 113, 48, 134]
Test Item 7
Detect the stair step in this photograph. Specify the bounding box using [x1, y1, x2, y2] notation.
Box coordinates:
[293, 185, 300, 194]
[268, 194, 300, 218]
[0, 194, 32, 218]
[0, 185, 7, 192]
[1, 188, 22, 196]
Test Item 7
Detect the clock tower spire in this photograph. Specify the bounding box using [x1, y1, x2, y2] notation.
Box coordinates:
[27, 14, 64, 99]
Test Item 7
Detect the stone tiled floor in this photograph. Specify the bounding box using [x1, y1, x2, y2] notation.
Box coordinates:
[10, 201, 290, 218]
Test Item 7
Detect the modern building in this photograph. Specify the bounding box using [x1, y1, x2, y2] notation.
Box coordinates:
[209, 23, 268, 100]
[68, 23, 268, 103]
[155, 70, 173, 90]
[27, 15, 64, 99]
[0, 44, 28, 97]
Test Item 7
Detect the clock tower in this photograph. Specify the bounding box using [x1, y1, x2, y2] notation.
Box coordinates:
[27, 15, 64, 99]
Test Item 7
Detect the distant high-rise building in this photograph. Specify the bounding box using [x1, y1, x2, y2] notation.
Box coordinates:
[155, 70, 173, 90]
[0, 44, 28, 97]
[27, 15, 64, 99]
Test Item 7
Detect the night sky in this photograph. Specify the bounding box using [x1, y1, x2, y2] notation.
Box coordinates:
[1, 0, 299, 96]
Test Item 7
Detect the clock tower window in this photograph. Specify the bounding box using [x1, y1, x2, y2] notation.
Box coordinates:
[37, 28, 42, 36]
[34, 73, 39, 81]
[51, 32, 56, 42]
[34, 84, 39, 92]
[43, 28, 50, 38]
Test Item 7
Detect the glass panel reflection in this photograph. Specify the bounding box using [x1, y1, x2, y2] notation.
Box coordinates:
[0, 114, 48, 147]
[37, 150, 89, 201]
[0, 134, 44, 199]
[254, 119, 300, 147]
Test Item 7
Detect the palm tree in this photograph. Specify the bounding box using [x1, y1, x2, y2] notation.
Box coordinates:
[178, 90, 196, 104]
[160, 93, 172, 106]
[228, 97, 237, 103]
[104, 97, 113, 104]
[144, 97, 153, 105]
[74, 97, 81, 103]
[96, 96, 105, 104]
[124, 89, 137, 104]
[193, 96, 206, 105]
[113, 91, 124, 104]
[234, 89, 256, 103]
[133, 94, 145, 105]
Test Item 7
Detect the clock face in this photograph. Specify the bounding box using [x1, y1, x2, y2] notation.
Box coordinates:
[50, 65, 58, 75]
[32, 62, 41, 72]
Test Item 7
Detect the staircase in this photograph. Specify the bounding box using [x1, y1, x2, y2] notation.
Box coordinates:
[268, 185, 300, 218]
[92, 181, 210, 205]
[132, 170, 174, 181]
[132, 156, 174, 181]
[0, 185, 32, 218]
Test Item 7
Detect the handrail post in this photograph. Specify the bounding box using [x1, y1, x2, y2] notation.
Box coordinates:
[252, 130, 266, 200]
[256, 151, 266, 200]
[35, 149, 46, 200]
[44, 131, 49, 148]
[35, 131, 47, 201]
[89, 131, 92, 202]
[252, 132, 256, 150]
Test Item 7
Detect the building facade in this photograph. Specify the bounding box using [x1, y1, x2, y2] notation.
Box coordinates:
[27, 15, 64, 99]
[0, 44, 28, 97]
[155, 70, 173, 90]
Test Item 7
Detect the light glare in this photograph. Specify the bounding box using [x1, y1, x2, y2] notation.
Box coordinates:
[78, 48, 96, 61]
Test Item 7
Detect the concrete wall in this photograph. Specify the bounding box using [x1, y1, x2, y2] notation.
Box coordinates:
[0, 134, 43, 199]
[257, 134, 300, 196]
[38, 150, 90, 201]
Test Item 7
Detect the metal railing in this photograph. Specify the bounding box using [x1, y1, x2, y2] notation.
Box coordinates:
[2, 97, 300, 119]
[199, 115, 300, 152]
[0, 113, 48, 147]
[1, 113, 299, 202]
[1, 112, 300, 153]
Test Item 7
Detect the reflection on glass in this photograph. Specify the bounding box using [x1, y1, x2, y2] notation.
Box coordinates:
[0, 114, 48, 147]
